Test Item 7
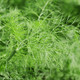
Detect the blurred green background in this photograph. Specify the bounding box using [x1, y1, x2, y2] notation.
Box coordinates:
[0, 0, 80, 80]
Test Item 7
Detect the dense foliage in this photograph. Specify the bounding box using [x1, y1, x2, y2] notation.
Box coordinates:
[0, 0, 80, 80]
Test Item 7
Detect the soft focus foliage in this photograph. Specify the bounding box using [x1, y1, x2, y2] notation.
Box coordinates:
[0, 0, 80, 80]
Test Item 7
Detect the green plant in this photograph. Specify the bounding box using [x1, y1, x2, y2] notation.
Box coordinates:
[0, 0, 80, 80]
